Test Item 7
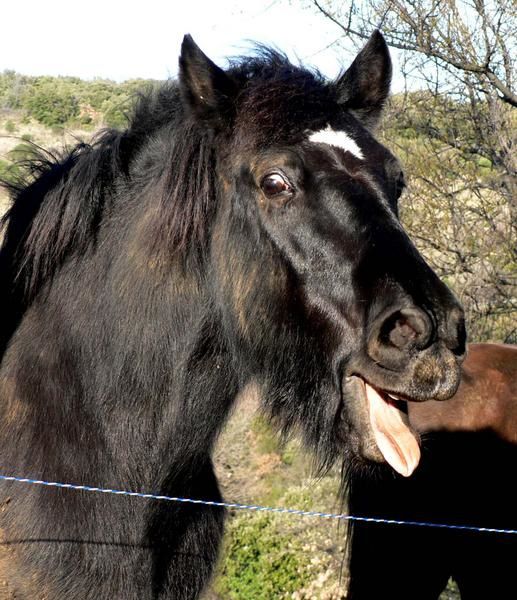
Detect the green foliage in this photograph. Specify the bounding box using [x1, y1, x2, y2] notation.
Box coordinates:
[250, 415, 280, 455]
[8, 142, 35, 162]
[250, 415, 300, 469]
[0, 70, 29, 109]
[102, 102, 130, 129]
[4, 119, 16, 133]
[0, 71, 157, 130]
[214, 476, 341, 599]
[0, 159, 10, 179]
[439, 578, 461, 599]
[0, 143, 36, 186]
[24, 81, 79, 127]
[0, 158, 21, 185]
[399, 126, 417, 139]
[216, 513, 310, 599]
[476, 156, 493, 176]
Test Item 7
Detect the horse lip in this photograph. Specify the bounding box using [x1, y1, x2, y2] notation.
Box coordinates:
[347, 346, 463, 402]
[345, 374, 414, 405]
[345, 376, 410, 413]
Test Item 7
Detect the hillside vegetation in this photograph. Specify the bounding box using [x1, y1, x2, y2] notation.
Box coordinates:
[0, 70, 155, 129]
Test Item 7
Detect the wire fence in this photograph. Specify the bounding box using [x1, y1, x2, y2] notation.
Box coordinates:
[1, 473, 516, 535]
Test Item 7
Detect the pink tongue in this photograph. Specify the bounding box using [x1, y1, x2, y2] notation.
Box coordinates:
[365, 383, 421, 477]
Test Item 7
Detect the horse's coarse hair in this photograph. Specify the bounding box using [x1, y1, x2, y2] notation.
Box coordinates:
[0, 32, 465, 599]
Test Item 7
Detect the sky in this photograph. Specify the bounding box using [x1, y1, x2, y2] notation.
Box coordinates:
[0, 0, 404, 88]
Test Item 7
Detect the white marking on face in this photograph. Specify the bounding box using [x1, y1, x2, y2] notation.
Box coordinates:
[309, 126, 364, 160]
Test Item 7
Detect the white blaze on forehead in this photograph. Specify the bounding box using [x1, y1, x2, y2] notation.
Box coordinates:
[309, 126, 364, 160]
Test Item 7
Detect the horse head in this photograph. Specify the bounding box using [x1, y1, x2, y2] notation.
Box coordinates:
[178, 32, 466, 476]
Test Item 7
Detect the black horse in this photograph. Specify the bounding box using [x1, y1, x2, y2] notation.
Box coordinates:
[0, 32, 465, 598]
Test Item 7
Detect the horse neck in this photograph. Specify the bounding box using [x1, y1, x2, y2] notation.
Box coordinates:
[1, 228, 239, 486]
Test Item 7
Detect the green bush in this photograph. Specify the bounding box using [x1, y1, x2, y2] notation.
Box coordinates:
[8, 142, 35, 162]
[0, 71, 159, 131]
[216, 513, 310, 599]
[103, 103, 130, 129]
[0, 159, 10, 178]
[80, 114, 93, 126]
[0, 143, 36, 186]
[0, 158, 21, 185]
[24, 83, 79, 127]
[4, 119, 16, 133]
[250, 415, 280, 455]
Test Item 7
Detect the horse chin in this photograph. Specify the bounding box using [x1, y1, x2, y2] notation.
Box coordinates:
[341, 375, 421, 477]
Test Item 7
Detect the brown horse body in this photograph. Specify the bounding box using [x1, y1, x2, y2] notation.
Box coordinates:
[347, 343, 517, 600]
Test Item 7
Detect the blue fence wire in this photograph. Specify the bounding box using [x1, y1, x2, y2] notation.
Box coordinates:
[1, 473, 516, 535]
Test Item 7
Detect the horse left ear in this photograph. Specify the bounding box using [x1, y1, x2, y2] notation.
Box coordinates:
[336, 30, 392, 130]
[179, 35, 237, 130]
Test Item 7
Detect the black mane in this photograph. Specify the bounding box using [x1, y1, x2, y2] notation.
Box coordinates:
[1, 49, 327, 301]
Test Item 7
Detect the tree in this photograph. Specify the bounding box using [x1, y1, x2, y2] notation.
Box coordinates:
[306, 0, 516, 342]
[24, 80, 79, 127]
[307, 0, 515, 198]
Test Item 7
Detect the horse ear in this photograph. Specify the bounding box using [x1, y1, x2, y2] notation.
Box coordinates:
[336, 30, 392, 129]
[179, 34, 237, 129]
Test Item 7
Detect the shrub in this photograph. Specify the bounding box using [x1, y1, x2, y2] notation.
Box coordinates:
[216, 513, 310, 600]
[0, 159, 21, 186]
[8, 143, 35, 162]
[24, 83, 79, 127]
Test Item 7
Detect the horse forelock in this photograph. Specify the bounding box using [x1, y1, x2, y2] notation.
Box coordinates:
[230, 52, 334, 148]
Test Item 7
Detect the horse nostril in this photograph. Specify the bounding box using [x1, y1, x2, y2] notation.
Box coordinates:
[381, 308, 433, 351]
[446, 305, 466, 356]
[366, 306, 434, 371]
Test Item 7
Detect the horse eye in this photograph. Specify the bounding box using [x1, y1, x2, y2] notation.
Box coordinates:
[260, 173, 293, 199]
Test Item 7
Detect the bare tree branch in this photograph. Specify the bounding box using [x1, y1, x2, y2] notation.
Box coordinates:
[306, 0, 516, 341]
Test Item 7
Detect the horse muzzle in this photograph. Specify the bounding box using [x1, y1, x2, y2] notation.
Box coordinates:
[340, 341, 463, 477]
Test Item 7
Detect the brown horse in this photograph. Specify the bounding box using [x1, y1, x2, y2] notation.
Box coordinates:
[346, 343, 517, 599]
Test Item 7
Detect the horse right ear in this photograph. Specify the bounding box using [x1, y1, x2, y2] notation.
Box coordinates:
[179, 35, 238, 130]
[335, 30, 392, 130]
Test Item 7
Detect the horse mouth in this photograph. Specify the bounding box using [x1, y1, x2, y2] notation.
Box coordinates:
[342, 375, 421, 477]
